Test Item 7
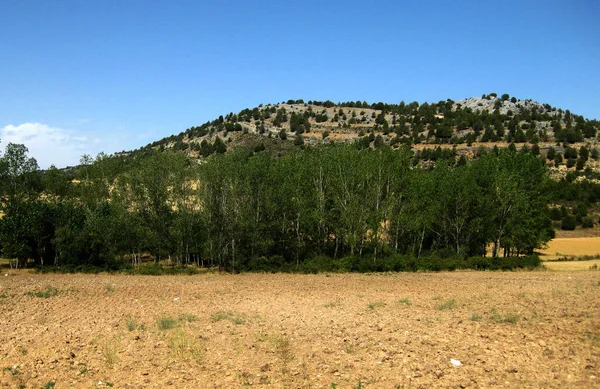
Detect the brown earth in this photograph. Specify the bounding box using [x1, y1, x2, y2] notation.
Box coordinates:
[1, 270, 600, 388]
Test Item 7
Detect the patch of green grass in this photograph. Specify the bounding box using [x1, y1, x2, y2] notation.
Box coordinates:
[367, 301, 386, 310]
[211, 310, 247, 325]
[490, 308, 519, 324]
[126, 317, 137, 331]
[586, 331, 600, 344]
[398, 298, 412, 306]
[437, 299, 457, 311]
[470, 313, 482, 322]
[26, 286, 59, 298]
[178, 313, 197, 323]
[3, 365, 20, 375]
[157, 316, 179, 330]
[79, 365, 88, 375]
[40, 382, 56, 389]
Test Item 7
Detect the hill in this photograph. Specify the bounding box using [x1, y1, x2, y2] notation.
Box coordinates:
[130, 93, 600, 176]
[2, 93, 600, 273]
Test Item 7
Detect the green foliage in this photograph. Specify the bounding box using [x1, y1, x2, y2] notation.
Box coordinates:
[0, 140, 554, 274]
[211, 310, 246, 325]
[471, 313, 482, 321]
[549, 207, 563, 221]
[126, 317, 137, 331]
[582, 217, 594, 229]
[367, 301, 386, 310]
[561, 215, 577, 230]
[26, 286, 59, 298]
[491, 309, 519, 324]
[157, 317, 178, 330]
[437, 299, 457, 310]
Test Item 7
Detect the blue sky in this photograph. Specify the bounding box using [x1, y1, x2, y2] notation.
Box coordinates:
[1, 1, 599, 168]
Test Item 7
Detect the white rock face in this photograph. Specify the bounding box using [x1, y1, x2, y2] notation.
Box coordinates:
[453, 96, 554, 117]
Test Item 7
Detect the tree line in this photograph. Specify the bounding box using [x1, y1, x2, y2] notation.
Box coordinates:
[0, 142, 553, 272]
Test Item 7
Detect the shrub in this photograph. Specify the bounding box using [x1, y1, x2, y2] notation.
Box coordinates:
[549, 207, 563, 221]
[582, 217, 594, 228]
[561, 215, 577, 230]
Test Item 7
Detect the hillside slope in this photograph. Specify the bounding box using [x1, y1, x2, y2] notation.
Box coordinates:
[127, 93, 600, 176]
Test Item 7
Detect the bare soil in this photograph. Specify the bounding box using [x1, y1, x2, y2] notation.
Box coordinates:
[1, 270, 600, 388]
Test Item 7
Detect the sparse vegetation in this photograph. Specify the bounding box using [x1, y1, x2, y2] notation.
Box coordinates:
[273, 335, 294, 374]
[490, 308, 520, 324]
[126, 317, 138, 331]
[211, 310, 247, 325]
[0, 269, 596, 387]
[26, 286, 59, 298]
[167, 328, 203, 363]
[368, 301, 386, 310]
[437, 299, 457, 310]
[3, 365, 20, 376]
[102, 338, 120, 367]
[178, 313, 198, 323]
[471, 313, 482, 321]
[157, 316, 178, 330]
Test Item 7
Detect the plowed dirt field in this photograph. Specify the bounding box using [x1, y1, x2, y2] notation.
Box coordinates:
[1, 270, 600, 388]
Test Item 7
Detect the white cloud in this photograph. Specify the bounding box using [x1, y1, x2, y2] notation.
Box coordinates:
[0, 123, 94, 169]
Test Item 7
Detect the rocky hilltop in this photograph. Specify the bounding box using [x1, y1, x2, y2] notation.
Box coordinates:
[130, 93, 600, 176]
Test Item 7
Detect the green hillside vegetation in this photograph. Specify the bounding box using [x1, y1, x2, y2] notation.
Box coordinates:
[126, 94, 600, 178]
[1, 94, 600, 273]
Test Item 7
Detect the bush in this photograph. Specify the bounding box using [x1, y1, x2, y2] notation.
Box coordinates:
[582, 217, 594, 228]
[561, 215, 577, 230]
[549, 207, 563, 221]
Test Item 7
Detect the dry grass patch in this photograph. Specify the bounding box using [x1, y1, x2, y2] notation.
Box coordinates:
[273, 335, 294, 375]
[539, 237, 600, 260]
[102, 337, 121, 368]
[167, 328, 203, 363]
[544, 259, 600, 271]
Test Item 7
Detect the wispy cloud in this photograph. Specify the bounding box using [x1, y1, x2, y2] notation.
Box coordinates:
[0, 123, 94, 169]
